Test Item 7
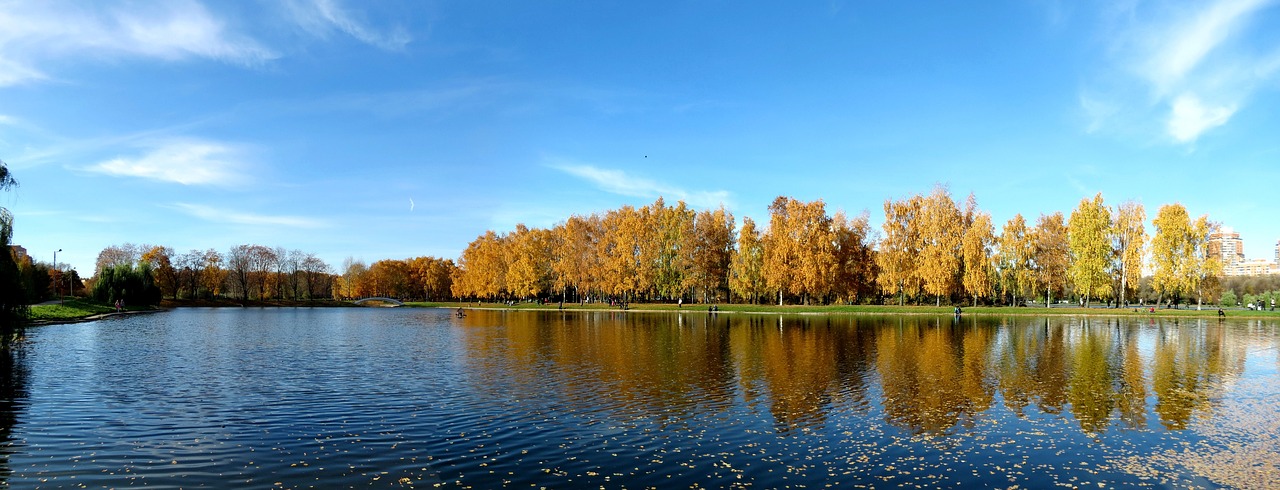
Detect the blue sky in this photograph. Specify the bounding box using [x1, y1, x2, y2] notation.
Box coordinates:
[3, 0, 1280, 275]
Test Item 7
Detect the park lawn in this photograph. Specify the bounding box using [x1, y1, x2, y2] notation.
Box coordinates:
[405, 301, 1280, 318]
[28, 298, 118, 321]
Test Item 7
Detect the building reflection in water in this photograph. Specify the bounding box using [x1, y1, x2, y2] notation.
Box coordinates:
[454, 311, 1258, 437]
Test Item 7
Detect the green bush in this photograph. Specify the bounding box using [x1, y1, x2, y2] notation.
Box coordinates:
[1220, 290, 1237, 308]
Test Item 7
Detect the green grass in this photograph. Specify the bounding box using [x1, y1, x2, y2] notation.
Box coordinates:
[27, 298, 118, 321]
[403, 300, 1280, 318]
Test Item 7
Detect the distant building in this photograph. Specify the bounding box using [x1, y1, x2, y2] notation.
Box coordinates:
[8, 245, 26, 262]
[1275, 239, 1279, 266]
[1208, 227, 1245, 266]
[1225, 258, 1279, 277]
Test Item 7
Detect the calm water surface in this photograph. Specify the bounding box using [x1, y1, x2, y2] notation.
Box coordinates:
[2, 308, 1278, 488]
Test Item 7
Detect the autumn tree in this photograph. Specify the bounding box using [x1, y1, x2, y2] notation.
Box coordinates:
[338, 257, 368, 299]
[686, 206, 735, 303]
[761, 197, 797, 305]
[1112, 201, 1146, 307]
[961, 212, 996, 306]
[652, 198, 695, 300]
[1032, 213, 1069, 307]
[95, 244, 140, 276]
[175, 249, 204, 299]
[915, 185, 963, 306]
[1151, 204, 1191, 306]
[1067, 194, 1113, 307]
[762, 197, 835, 305]
[140, 245, 178, 299]
[227, 244, 254, 301]
[300, 253, 332, 299]
[506, 224, 553, 299]
[597, 205, 647, 301]
[367, 259, 411, 298]
[729, 217, 766, 304]
[249, 245, 277, 300]
[200, 248, 225, 299]
[551, 215, 600, 303]
[997, 214, 1034, 306]
[1188, 216, 1222, 309]
[832, 211, 877, 304]
[453, 230, 508, 300]
[877, 195, 923, 305]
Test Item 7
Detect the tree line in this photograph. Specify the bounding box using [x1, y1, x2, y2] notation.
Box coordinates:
[451, 186, 1223, 307]
[88, 243, 459, 304]
[90, 243, 338, 303]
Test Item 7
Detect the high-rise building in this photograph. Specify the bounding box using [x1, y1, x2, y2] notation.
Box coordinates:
[1208, 227, 1245, 266]
[1275, 239, 1279, 266]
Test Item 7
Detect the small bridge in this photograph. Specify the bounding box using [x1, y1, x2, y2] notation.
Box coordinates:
[353, 297, 405, 306]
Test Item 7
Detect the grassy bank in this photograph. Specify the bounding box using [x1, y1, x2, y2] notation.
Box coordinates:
[28, 298, 129, 322]
[406, 301, 1280, 318]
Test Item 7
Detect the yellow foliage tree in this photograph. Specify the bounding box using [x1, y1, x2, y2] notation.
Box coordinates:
[762, 197, 835, 305]
[916, 185, 963, 306]
[877, 195, 922, 305]
[1067, 193, 1113, 307]
[1033, 213, 1069, 307]
[1111, 201, 1146, 307]
[687, 205, 735, 303]
[551, 215, 601, 303]
[1150, 204, 1190, 306]
[997, 214, 1034, 306]
[506, 224, 553, 299]
[961, 212, 995, 305]
[1187, 216, 1222, 309]
[453, 230, 507, 300]
[729, 217, 765, 304]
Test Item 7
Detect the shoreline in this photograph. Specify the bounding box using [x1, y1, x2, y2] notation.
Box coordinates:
[426, 302, 1280, 319]
[26, 301, 1280, 325]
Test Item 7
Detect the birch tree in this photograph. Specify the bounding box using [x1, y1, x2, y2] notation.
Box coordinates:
[961, 212, 996, 306]
[916, 185, 963, 306]
[1151, 204, 1190, 306]
[730, 217, 766, 304]
[1032, 213, 1069, 307]
[997, 214, 1033, 306]
[1111, 201, 1146, 307]
[877, 195, 923, 305]
[1067, 193, 1113, 307]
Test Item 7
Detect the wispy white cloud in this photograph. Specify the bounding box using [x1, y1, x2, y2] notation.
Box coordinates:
[548, 160, 731, 209]
[282, 0, 411, 50]
[87, 139, 249, 186]
[0, 0, 277, 86]
[1167, 93, 1237, 143]
[1084, 0, 1280, 143]
[171, 203, 327, 229]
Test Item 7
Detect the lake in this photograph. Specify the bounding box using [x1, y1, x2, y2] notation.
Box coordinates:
[2, 308, 1277, 488]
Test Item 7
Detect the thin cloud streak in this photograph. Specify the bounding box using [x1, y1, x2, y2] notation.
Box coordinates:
[87, 139, 249, 186]
[283, 0, 411, 50]
[171, 203, 327, 229]
[549, 161, 731, 210]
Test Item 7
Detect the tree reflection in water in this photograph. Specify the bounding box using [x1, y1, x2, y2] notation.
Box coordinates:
[0, 344, 30, 485]
[457, 311, 1252, 437]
